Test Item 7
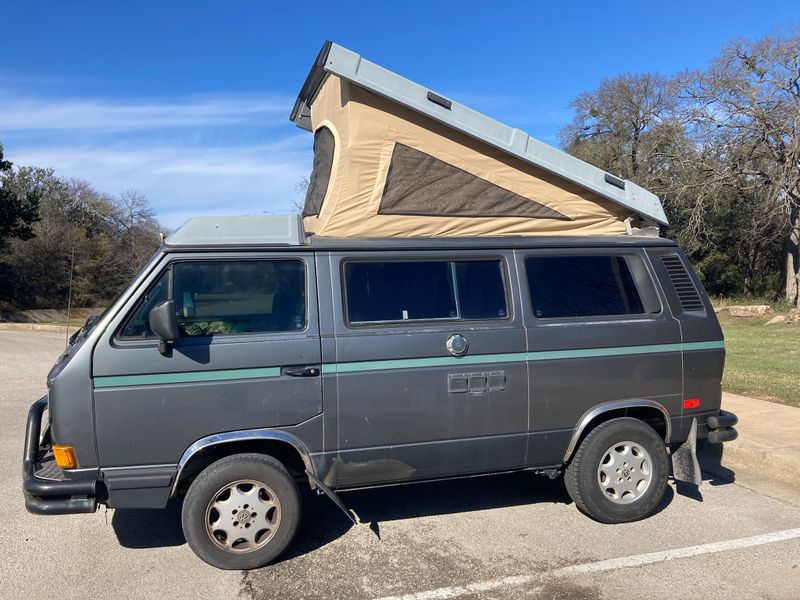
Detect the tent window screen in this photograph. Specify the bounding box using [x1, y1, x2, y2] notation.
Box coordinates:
[378, 143, 569, 220]
[344, 259, 508, 324]
[525, 255, 659, 319]
[302, 127, 335, 217]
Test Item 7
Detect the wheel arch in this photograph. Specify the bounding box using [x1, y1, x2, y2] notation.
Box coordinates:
[563, 399, 672, 464]
[171, 430, 314, 498]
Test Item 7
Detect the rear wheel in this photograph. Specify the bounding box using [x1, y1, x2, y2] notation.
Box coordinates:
[182, 453, 301, 569]
[564, 417, 668, 523]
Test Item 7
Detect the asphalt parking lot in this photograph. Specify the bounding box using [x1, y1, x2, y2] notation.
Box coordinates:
[2, 329, 799, 600]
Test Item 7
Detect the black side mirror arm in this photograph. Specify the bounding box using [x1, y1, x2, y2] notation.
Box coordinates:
[157, 339, 172, 357]
[149, 299, 180, 357]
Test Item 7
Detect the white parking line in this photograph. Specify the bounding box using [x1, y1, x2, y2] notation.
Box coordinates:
[372, 528, 800, 600]
[373, 576, 542, 600]
[556, 527, 800, 574]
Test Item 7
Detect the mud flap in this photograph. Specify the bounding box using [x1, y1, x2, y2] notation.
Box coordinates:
[306, 469, 358, 524]
[671, 418, 702, 487]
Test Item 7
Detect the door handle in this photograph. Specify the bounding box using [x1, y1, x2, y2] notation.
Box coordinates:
[281, 365, 321, 377]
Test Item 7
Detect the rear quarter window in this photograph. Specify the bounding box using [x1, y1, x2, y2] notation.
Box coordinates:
[525, 254, 660, 319]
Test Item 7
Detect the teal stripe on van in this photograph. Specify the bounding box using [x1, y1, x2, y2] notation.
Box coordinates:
[92, 340, 723, 388]
[93, 366, 282, 388]
[325, 340, 724, 374]
[322, 352, 529, 374]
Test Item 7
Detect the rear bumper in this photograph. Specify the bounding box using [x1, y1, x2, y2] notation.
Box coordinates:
[23, 396, 97, 515]
[706, 409, 738, 444]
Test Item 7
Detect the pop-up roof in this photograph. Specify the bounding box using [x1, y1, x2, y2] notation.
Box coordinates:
[291, 42, 667, 238]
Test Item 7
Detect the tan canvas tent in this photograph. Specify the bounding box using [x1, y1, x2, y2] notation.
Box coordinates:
[291, 42, 667, 238]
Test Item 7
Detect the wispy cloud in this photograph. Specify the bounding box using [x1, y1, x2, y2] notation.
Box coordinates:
[12, 137, 311, 228]
[1, 91, 311, 227]
[0, 93, 292, 132]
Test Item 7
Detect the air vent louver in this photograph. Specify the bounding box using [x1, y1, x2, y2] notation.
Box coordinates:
[660, 255, 704, 312]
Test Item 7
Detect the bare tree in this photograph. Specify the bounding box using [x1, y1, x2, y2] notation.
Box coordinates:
[559, 71, 715, 252]
[291, 176, 310, 214]
[115, 189, 161, 280]
[1, 176, 163, 309]
[684, 33, 800, 305]
[560, 72, 682, 182]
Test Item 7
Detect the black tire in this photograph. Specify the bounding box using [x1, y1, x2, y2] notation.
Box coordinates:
[564, 417, 668, 524]
[181, 453, 301, 569]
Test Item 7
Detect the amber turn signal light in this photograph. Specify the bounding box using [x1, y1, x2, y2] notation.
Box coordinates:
[52, 444, 78, 469]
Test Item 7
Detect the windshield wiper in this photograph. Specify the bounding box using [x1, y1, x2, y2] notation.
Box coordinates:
[68, 314, 100, 347]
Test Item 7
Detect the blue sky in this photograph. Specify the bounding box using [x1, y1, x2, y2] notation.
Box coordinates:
[1, 1, 797, 228]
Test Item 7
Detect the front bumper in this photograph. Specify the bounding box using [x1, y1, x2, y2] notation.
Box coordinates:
[706, 409, 738, 443]
[23, 396, 97, 515]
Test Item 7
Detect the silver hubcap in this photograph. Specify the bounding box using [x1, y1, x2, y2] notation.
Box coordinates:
[204, 479, 281, 553]
[597, 441, 652, 504]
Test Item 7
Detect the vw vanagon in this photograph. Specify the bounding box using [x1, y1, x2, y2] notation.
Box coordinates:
[24, 215, 737, 569]
[23, 42, 737, 570]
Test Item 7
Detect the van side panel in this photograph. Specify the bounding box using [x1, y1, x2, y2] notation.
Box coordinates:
[324, 250, 530, 488]
[518, 248, 684, 466]
[647, 248, 725, 442]
[94, 374, 322, 467]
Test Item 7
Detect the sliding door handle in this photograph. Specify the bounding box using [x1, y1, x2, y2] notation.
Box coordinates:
[281, 365, 321, 377]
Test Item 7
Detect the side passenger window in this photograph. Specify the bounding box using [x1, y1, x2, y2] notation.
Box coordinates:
[119, 260, 306, 339]
[525, 255, 659, 319]
[344, 259, 508, 324]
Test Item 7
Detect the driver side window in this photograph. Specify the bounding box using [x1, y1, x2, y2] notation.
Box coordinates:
[118, 259, 307, 339]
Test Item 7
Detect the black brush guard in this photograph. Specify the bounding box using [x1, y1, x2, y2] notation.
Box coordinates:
[23, 396, 97, 515]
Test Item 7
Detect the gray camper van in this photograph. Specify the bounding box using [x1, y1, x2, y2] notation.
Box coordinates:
[23, 215, 737, 569]
[22, 42, 738, 570]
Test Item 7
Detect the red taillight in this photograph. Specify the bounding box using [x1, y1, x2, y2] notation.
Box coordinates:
[683, 398, 700, 410]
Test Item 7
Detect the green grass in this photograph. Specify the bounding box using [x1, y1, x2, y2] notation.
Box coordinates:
[719, 314, 800, 407]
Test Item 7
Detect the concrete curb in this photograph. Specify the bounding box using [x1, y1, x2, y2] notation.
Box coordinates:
[702, 392, 800, 495]
[0, 322, 80, 334]
[720, 443, 800, 487]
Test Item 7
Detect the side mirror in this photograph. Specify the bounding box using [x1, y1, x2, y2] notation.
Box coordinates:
[149, 300, 179, 355]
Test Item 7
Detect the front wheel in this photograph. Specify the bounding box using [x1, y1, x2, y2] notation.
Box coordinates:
[182, 453, 301, 569]
[564, 417, 668, 524]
